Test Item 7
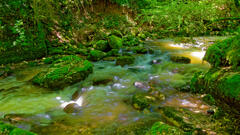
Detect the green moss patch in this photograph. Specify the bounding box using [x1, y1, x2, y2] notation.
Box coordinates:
[32, 55, 93, 89]
[147, 122, 184, 135]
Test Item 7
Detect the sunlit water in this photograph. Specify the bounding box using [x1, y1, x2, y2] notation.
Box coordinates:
[0, 37, 228, 134]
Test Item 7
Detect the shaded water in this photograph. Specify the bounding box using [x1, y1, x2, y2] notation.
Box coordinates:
[0, 37, 228, 134]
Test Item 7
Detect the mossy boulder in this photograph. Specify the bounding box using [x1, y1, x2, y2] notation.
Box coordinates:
[204, 35, 240, 69]
[93, 40, 109, 51]
[106, 49, 120, 57]
[132, 93, 155, 110]
[88, 50, 106, 61]
[170, 56, 191, 64]
[116, 56, 135, 66]
[191, 36, 240, 112]
[190, 68, 240, 112]
[108, 35, 123, 49]
[147, 122, 184, 135]
[32, 55, 93, 89]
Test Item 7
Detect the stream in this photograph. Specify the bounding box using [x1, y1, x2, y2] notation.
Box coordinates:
[0, 37, 229, 135]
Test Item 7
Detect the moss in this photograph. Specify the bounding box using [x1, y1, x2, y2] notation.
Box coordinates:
[0, 42, 47, 65]
[218, 72, 240, 99]
[88, 50, 106, 61]
[0, 122, 14, 134]
[32, 55, 93, 89]
[93, 40, 109, 51]
[0, 66, 13, 79]
[9, 128, 37, 135]
[148, 122, 184, 135]
[190, 71, 205, 93]
[204, 35, 240, 69]
[170, 56, 191, 64]
[108, 35, 123, 49]
[75, 49, 89, 56]
[0, 122, 36, 135]
[131, 46, 149, 54]
[111, 30, 123, 38]
[123, 34, 141, 46]
[116, 56, 135, 66]
[132, 93, 155, 110]
[202, 94, 216, 105]
[107, 49, 120, 57]
[116, 117, 160, 135]
[48, 47, 65, 55]
[160, 107, 195, 132]
[190, 68, 240, 112]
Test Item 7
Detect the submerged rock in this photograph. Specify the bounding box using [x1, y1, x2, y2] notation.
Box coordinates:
[92, 77, 113, 86]
[72, 90, 81, 100]
[132, 93, 155, 110]
[170, 56, 191, 64]
[150, 91, 165, 101]
[207, 110, 215, 115]
[134, 82, 150, 91]
[149, 59, 162, 65]
[63, 103, 81, 114]
[131, 46, 154, 54]
[32, 55, 93, 89]
[116, 56, 135, 66]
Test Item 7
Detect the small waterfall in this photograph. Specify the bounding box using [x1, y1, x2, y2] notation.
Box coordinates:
[59, 96, 84, 108]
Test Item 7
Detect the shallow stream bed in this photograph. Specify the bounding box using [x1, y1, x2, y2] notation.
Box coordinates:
[0, 37, 233, 135]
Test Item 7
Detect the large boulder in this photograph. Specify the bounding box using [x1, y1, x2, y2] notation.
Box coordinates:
[32, 55, 93, 89]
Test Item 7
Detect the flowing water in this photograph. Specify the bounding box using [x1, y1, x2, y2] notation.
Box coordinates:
[0, 37, 230, 134]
